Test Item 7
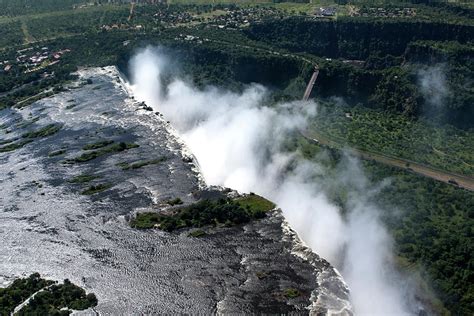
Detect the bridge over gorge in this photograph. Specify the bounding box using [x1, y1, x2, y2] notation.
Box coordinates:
[299, 65, 474, 191]
[302, 66, 320, 101]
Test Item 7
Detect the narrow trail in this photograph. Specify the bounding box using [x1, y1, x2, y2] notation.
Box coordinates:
[12, 285, 53, 315]
[302, 130, 474, 192]
[20, 20, 34, 44]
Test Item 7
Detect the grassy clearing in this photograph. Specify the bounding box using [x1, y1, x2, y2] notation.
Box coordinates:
[235, 193, 275, 215]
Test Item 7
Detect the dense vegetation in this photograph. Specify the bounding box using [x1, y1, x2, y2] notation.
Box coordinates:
[246, 17, 473, 60]
[0, 22, 23, 48]
[48, 149, 66, 157]
[310, 101, 474, 176]
[0, 273, 53, 315]
[247, 17, 474, 127]
[0, 273, 97, 316]
[366, 161, 474, 316]
[287, 134, 474, 315]
[82, 140, 114, 150]
[21, 123, 62, 138]
[131, 194, 275, 231]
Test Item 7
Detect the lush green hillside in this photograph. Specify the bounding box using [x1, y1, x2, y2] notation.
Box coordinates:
[311, 101, 474, 176]
[286, 134, 474, 315]
[246, 16, 474, 127]
[246, 17, 473, 59]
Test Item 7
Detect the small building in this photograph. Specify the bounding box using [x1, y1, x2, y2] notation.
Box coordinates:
[318, 7, 336, 16]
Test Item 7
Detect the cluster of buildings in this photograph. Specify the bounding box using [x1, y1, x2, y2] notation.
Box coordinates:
[152, 10, 196, 25]
[95, 5, 283, 31]
[175, 34, 205, 45]
[1, 46, 71, 74]
[100, 23, 144, 31]
[74, 0, 167, 10]
[0, 62, 12, 73]
[315, 7, 337, 17]
[207, 7, 280, 29]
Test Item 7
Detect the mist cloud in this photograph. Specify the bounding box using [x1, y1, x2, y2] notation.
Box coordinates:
[418, 65, 449, 110]
[127, 47, 416, 315]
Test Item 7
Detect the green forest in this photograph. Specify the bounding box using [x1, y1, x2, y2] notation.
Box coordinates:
[131, 194, 275, 231]
[284, 134, 473, 315]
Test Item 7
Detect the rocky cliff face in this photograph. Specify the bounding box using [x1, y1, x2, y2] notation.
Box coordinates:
[0, 67, 351, 315]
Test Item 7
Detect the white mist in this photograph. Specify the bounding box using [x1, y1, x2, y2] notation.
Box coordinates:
[128, 47, 414, 315]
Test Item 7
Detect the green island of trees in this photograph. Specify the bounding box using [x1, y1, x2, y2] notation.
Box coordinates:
[131, 194, 275, 231]
[0, 273, 98, 316]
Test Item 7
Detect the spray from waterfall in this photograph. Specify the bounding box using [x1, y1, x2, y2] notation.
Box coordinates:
[128, 47, 417, 315]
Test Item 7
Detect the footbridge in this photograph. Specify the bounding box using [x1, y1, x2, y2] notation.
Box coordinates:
[302, 66, 319, 101]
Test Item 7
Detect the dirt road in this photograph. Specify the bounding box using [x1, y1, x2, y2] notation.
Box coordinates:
[303, 130, 474, 192]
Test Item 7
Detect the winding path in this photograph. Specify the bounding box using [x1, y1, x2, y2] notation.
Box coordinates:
[12, 285, 53, 315]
